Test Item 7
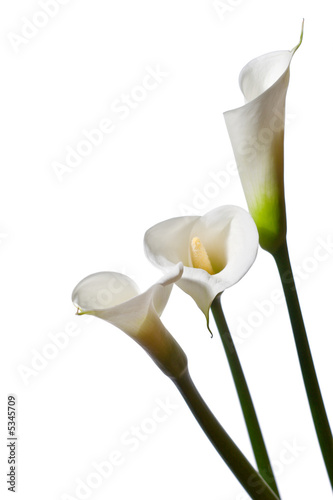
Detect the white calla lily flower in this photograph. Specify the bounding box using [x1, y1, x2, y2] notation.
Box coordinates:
[72, 263, 187, 378]
[224, 22, 303, 253]
[144, 205, 258, 323]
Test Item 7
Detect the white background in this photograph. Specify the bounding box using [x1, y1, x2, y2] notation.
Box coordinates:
[1, 1, 332, 499]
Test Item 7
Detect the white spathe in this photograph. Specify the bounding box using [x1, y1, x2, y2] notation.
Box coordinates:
[144, 205, 258, 322]
[72, 263, 187, 378]
[224, 23, 303, 253]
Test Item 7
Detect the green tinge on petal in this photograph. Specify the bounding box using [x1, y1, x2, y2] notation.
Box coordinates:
[249, 190, 286, 253]
[224, 24, 304, 256]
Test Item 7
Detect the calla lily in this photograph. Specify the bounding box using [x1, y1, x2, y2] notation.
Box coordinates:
[72, 263, 188, 378]
[224, 22, 303, 253]
[144, 205, 258, 322]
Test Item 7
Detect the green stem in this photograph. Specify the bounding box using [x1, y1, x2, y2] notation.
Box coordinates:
[211, 296, 280, 498]
[173, 368, 279, 500]
[272, 239, 333, 487]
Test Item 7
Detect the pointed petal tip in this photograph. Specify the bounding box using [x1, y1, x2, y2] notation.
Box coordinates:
[291, 19, 304, 55]
[207, 315, 214, 338]
[74, 306, 88, 317]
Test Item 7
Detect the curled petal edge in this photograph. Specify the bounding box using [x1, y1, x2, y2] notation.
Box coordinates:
[72, 263, 187, 378]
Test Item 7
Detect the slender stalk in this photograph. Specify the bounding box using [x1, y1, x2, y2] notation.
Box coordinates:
[211, 295, 280, 498]
[272, 239, 333, 487]
[173, 369, 279, 500]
